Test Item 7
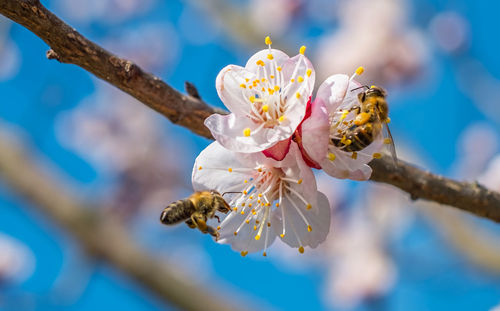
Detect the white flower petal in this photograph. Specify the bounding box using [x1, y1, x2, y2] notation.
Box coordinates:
[273, 191, 331, 249]
[192, 141, 251, 192]
[300, 99, 330, 164]
[205, 113, 296, 153]
[316, 74, 349, 112]
[216, 65, 258, 117]
[218, 210, 278, 254]
[245, 48, 290, 74]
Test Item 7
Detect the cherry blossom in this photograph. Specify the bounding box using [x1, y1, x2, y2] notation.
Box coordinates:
[306, 68, 385, 180]
[205, 37, 315, 155]
[192, 141, 330, 256]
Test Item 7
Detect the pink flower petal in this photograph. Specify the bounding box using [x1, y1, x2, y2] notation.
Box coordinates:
[263, 137, 292, 161]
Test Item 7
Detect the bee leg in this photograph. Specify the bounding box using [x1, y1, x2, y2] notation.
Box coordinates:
[214, 215, 221, 223]
[354, 112, 371, 126]
[206, 226, 220, 241]
[185, 219, 196, 229]
[191, 213, 208, 233]
[191, 213, 220, 240]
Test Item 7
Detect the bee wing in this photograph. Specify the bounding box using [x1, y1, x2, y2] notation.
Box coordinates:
[375, 108, 398, 164]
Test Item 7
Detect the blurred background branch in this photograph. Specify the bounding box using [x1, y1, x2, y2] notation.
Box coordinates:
[0, 0, 499, 224]
[0, 131, 242, 311]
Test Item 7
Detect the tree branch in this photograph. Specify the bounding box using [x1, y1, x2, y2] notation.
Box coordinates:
[1, 0, 499, 222]
[0, 132, 242, 311]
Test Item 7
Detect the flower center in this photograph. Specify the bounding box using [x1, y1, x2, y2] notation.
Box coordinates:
[238, 37, 312, 137]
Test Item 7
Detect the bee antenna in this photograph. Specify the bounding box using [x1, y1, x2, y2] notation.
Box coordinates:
[221, 191, 242, 197]
[350, 85, 370, 92]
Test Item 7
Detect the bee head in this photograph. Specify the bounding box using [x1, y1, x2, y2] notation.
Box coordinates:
[366, 86, 387, 98]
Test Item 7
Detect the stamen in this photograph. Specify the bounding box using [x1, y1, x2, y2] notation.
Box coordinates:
[298, 246, 304, 254]
[198, 166, 202, 170]
[306, 69, 312, 77]
[240, 84, 246, 88]
[299, 45, 306, 55]
[384, 138, 392, 144]
[241, 251, 248, 257]
[373, 153, 382, 159]
[297, 76, 304, 83]
[286, 192, 312, 230]
[267, 54, 274, 60]
[350, 66, 364, 81]
[265, 36, 272, 46]
[276, 66, 282, 71]
[243, 128, 251, 137]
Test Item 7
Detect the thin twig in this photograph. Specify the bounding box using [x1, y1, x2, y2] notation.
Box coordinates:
[0, 0, 499, 223]
[0, 132, 243, 311]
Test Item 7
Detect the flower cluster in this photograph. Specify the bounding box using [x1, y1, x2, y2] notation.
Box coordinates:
[193, 37, 385, 256]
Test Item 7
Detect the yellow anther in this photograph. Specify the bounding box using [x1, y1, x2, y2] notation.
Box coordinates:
[328, 153, 336, 161]
[340, 109, 349, 120]
[306, 204, 312, 210]
[299, 45, 306, 55]
[245, 78, 249, 82]
[298, 246, 304, 254]
[198, 166, 202, 170]
[351, 152, 358, 160]
[249, 86, 253, 89]
[265, 202, 271, 207]
[249, 96, 256, 103]
[274, 85, 280, 91]
[253, 226, 257, 231]
[270, 75, 275, 79]
[261, 87, 265, 92]
[291, 78, 295, 83]
[257, 200, 261, 203]
[258, 194, 263, 197]
[244, 179, 248, 183]
[267, 222, 271, 227]
[241, 203, 245, 207]
[307, 225, 312, 232]
[276, 66, 282, 71]
[268, 89, 274, 95]
[241, 211, 245, 215]
[265, 36, 272, 45]
[297, 76, 304, 83]
[355, 66, 365, 75]
[249, 195, 253, 199]
[279, 116, 285, 122]
[255, 234, 261, 240]
[256, 60, 265, 66]
[275, 203, 279, 207]
[306, 69, 312, 77]
[248, 203, 253, 207]
[217, 226, 221, 230]
[234, 231, 238, 236]
[280, 234, 285, 238]
[267, 54, 274, 60]
[384, 138, 392, 144]
[261, 78, 266, 82]
[244, 190, 248, 194]
[233, 207, 238, 212]
[228, 167, 233, 172]
[243, 128, 251, 137]
[257, 168, 262, 172]
[255, 220, 260, 224]
[373, 153, 382, 159]
[296, 92, 301, 99]
[245, 219, 250, 224]
[263, 252, 267, 257]
[240, 83, 246, 88]
[297, 179, 303, 184]
[385, 117, 391, 124]
[241, 251, 248, 257]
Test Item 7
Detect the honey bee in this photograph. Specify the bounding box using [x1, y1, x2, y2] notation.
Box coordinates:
[160, 190, 232, 240]
[332, 85, 397, 163]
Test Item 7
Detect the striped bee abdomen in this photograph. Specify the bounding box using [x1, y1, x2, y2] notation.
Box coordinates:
[160, 199, 196, 225]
